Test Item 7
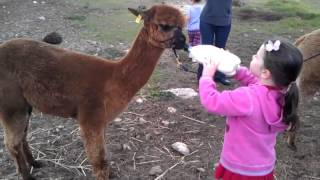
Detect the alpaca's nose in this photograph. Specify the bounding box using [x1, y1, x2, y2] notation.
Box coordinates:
[173, 29, 186, 49]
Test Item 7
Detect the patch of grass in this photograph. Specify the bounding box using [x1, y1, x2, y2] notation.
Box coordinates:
[232, 0, 320, 35]
[65, 0, 142, 45]
[147, 90, 175, 101]
[67, 14, 86, 21]
[66, 0, 130, 9]
[276, 16, 320, 31]
[80, 12, 140, 44]
[146, 69, 172, 100]
[266, 0, 320, 20]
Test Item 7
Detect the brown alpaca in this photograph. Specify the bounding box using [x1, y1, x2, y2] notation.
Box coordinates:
[285, 29, 320, 149]
[0, 4, 186, 180]
[295, 29, 320, 96]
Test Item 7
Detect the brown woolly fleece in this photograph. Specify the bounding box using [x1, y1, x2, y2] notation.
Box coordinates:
[295, 29, 320, 96]
[285, 29, 320, 150]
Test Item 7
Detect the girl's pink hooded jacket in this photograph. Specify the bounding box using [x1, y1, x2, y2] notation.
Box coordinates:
[199, 66, 288, 176]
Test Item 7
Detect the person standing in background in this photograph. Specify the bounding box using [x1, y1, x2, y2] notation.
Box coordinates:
[186, 0, 203, 47]
[197, 0, 233, 85]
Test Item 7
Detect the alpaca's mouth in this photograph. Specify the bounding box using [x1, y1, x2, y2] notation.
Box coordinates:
[172, 29, 186, 50]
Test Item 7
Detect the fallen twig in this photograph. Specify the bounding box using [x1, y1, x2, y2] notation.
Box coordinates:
[303, 175, 320, 180]
[181, 115, 216, 127]
[163, 146, 175, 160]
[154, 150, 199, 180]
[130, 137, 144, 143]
[123, 111, 145, 117]
[136, 160, 163, 165]
[29, 145, 47, 157]
[154, 146, 166, 154]
[28, 128, 55, 138]
[132, 152, 136, 171]
[69, 127, 80, 135]
[154, 157, 184, 180]
[36, 158, 91, 176]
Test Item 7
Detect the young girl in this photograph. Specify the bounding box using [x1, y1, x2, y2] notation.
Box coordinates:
[199, 39, 303, 179]
[186, 0, 203, 47]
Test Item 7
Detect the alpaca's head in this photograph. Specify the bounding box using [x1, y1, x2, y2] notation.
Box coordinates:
[129, 4, 186, 50]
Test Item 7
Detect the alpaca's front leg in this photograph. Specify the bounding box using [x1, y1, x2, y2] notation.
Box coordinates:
[78, 106, 109, 180]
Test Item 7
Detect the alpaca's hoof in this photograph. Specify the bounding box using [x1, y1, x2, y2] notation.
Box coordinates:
[109, 166, 119, 179]
[27, 177, 36, 180]
[23, 174, 36, 180]
[287, 143, 297, 151]
[32, 160, 44, 168]
[95, 171, 109, 180]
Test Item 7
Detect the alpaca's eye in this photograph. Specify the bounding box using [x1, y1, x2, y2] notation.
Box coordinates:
[159, 24, 174, 32]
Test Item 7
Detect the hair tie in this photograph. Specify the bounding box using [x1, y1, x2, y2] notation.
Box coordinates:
[265, 40, 281, 52]
[286, 81, 296, 93]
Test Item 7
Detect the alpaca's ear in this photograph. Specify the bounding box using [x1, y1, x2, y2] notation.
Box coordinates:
[128, 5, 151, 21]
[128, 8, 140, 17]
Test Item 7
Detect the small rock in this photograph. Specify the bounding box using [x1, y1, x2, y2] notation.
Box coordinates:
[138, 117, 147, 124]
[136, 98, 143, 103]
[167, 107, 177, 113]
[171, 142, 190, 156]
[164, 88, 198, 99]
[114, 118, 122, 122]
[197, 167, 205, 173]
[33, 1, 38, 4]
[161, 120, 170, 126]
[313, 96, 319, 101]
[128, 127, 135, 132]
[38, 16, 46, 20]
[149, 165, 163, 176]
[113, 118, 122, 124]
[145, 133, 152, 140]
[122, 144, 131, 151]
[153, 130, 161, 135]
[214, 162, 219, 168]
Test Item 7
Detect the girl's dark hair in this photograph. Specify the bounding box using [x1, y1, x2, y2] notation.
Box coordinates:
[194, 0, 201, 3]
[263, 39, 303, 131]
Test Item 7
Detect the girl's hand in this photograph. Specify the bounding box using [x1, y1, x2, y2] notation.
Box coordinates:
[202, 58, 220, 77]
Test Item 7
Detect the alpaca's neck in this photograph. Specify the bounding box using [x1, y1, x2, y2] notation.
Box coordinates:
[118, 28, 164, 95]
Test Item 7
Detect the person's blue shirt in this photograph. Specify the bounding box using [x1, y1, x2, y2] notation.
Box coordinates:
[200, 0, 232, 26]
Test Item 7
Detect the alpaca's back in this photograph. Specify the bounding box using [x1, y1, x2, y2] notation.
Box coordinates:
[0, 39, 112, 117]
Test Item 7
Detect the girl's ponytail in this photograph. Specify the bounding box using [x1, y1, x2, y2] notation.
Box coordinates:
[283, 82, 300, 131]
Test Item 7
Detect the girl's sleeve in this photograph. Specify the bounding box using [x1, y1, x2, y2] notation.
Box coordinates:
[199, 76, 253, 117]
[234, 66, 259, 86]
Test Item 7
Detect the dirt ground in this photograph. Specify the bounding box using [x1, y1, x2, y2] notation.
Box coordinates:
[0, 0, 319, 180]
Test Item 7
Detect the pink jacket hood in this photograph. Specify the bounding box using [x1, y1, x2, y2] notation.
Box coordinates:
[255, 84, 287, 133]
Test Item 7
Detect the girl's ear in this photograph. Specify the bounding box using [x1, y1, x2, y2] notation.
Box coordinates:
[261, 68, 272, 80]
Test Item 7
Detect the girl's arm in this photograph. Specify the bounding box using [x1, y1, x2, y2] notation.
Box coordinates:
[199, 76, 253, 117]
[233, 66, 259, 86]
